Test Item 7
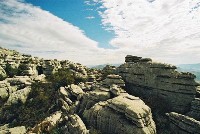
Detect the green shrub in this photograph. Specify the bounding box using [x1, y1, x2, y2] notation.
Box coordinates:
[4, 63, 18, 77]
[0, 82, 59, 127]
[46, 68, 75, 88]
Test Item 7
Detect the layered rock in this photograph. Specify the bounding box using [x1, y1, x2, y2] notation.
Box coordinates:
[0, 66, 7, 80]
[0, 124, 26, 134]
[102, 74, 125, 87]
[31, 111, 62, 133]
[117, 55, 199, 113]
[83, 94, 156, 134]
[167, 112, 200, 134]
[78, 87, 111, 113]
[0, 81, 11, 102]
[5, 86, 31, 106]
[63, 114, 89, 134]
[187, 98, 200, 120]
[42, 59, 61, 75]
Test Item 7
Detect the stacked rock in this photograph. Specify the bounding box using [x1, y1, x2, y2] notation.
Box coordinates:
[102, 74, 125, 87]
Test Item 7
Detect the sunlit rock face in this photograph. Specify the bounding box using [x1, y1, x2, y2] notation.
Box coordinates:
[117, 55, 199, 113]
[83, 94, 156, 134]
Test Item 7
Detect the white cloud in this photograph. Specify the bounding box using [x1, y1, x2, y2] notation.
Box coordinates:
[96, 0, 200, 64]
[86, 16, 95, 19]
[0, 0, 200, 66]
[0, 0, 123, 65]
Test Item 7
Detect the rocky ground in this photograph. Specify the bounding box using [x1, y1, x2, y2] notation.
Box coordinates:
[0, 47, 200, 134]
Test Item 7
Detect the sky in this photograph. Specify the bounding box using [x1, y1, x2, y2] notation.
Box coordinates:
[0, 0, 200, 65]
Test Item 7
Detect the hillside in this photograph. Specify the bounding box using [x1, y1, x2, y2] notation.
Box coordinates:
[177, 64, 200, 82]
[0, 48, 200, 134]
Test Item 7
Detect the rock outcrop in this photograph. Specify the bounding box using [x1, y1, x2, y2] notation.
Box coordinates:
[83, 94, 156, 134]
[63, 114, 89, 134]
[167, 112, 200, 134]
[117, 55, 199, 113]
[0, 66, 7, 80]
[187, 98, 200, 120]
[31, 111, 62, 133]
[0, 124, 26, 134]
[102, 74, 125, 88]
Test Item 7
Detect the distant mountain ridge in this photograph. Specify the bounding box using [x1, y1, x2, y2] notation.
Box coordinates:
[177, 63, 200, 82]
[90, 63, 121, 69]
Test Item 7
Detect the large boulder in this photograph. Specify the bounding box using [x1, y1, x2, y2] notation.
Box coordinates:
[5, 86, 31, 105]
[0, 124, 26, 134]
[0, 66, 7, 80]
[31, 111, 62, 133]
[117, 55, 199, 113]
[102, 74, 125, 87]
[167, 112, 200, 134]
[83, 94, 156, 134]
[78, 88, 111, 114]
[63, 114, 89, 134]
[187, 98, 200, 120]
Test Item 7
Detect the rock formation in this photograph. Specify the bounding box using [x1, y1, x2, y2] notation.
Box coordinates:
[167, 112, 200, 134]
[117, 55, 199, 113]
[2, 48, 200, 134]
[83, 94, 156, 134]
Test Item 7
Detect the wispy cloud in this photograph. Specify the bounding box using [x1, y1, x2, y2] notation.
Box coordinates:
[0, 0, 114, 65]
[0, 0, 200, 66]
[95, 0, 200, 64]
[86, 16, 95, 19]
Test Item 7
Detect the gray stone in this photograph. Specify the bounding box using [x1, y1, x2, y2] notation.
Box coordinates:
[83, 94, 156, 134]
[31, 111, 62, 133]
[5, 86, 31, 105]
[64, 114, 89, 134]
[167, 112, 200, 134]
[117, 56, 199, 113]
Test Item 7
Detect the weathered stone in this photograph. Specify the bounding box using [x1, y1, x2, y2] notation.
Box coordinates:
[5, 86, 31, 105]
[63, 114, 89, 134]
[0, 124, 26, 134]
[83, 94, 156, 134]
[78, 89, 111, 114]
[0, 81, 11, 101]
[117, 56, 199, 113]
[31, 111, 62, 133]
[59, 87, 70, 97]
[167, 112, 200, 134]
[6, 76, 32, 87]
[110, 84, 126, 96]
[0, 66, 7, 80]
[67, 84, 84, 97]
[102, 74, 125, 87]
[187, 98, 200, 120]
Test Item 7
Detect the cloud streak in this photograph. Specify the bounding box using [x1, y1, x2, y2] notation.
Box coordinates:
[95, 0, 200, 64]
[0, 0, 200, 66]
[0, 0, 121, 65]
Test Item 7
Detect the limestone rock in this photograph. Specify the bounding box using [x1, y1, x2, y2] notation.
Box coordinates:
[83, 94, 156, 134]
[79, 89, 111, 114]
[67, 84, 84, 97]
[0, 66, 7, 80]
[0, 124, 26, 134]
[6, 76, 32, 87]
[167, 112, 200, 134]
[5, 86, 31, 105]
[63, 114, 89, 134]
[110, 84, 126, 96]
[31, 111, 62, 133]
[187, 98, 200, 120]
[117, 55, 199, 113]
[0, 81, 11, 102]
[102, 74, 125, 87]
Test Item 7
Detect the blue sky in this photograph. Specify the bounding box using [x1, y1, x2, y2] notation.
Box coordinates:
[0, 0, 200, 65]
[25, 0, 115, 49]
